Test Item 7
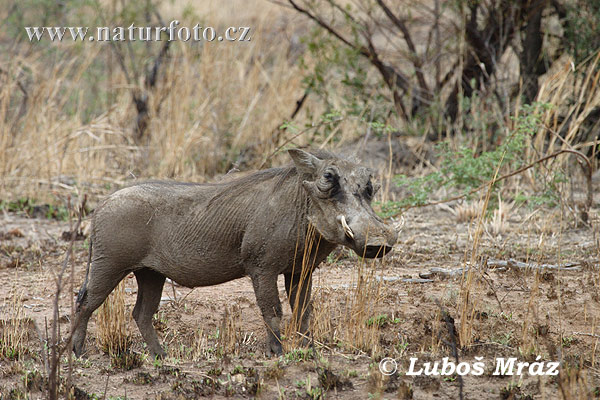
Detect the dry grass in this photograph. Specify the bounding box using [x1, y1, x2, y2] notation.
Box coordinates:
[216, 305, 242, 357]
[450, 54, 600, 351]
[309, 258, 386, 358]
[95, 280, 131, 356]
[0, 0, 318, 201]
[485, 195, 514, 237]
[452, 201, 484, 224]
[0, 292, 29, 361]
[191, 328, 211, 362]
[336, 260, 384, 356]
[284, 224, 386, 357]
[283, 224, 320, 351]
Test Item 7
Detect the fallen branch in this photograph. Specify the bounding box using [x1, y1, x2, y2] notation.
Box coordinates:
[487, 258, 582, 272]
[420, 267, 468, 279]
[573, 332, 600, 339]
[418, 258, 583, 281]
[402, 278, 434, 283]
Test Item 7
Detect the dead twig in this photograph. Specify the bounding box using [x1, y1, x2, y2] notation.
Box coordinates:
[258, 118, 343, 169]
[572, 332, 600, 339]
[48, 195, 87, 400]
[295, 331, 354, 360]
[286, 0, 423, 117]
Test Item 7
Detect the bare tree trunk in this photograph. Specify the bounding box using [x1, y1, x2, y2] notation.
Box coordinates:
[520, 0, 548, 103]
[445, 1, 522, 125]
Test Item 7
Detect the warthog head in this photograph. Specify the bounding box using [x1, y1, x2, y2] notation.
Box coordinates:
[289, 149, 398, 258]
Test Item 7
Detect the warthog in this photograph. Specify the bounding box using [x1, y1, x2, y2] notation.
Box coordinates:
[72, 149, 397, 358]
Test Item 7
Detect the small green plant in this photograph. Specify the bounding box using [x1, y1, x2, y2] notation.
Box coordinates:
[0, 198, 36, 216]
[232, 365, 244, 375]
[294, 376, 322, 399]
[500, 381, 524, 399]
[562, 335, 576, 348]
[491, 331, 514, 346]
[45, 204, 69, 221]
[326, 252, 341, 264]
[0, 198, 69, 220]
[345, 369, 358, 378]
[283, 347, 314, 362]
[365, 314, 399, 328]
[395, 339, 409, 354]
[500, 312, 513, 321]
[264, 360, 285, 380]
[389, 102, 561, 213]
[22, 369, 43, 391]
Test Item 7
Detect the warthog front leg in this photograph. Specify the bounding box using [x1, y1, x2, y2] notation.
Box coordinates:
[132, 268, 166, 359]
[249, 272, 283, 356]
[284, 272, 312, 344]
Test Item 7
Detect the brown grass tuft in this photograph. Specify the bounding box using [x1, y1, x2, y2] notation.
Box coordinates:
[0, 292, 29, 361]
[217, 305, 242, 357]
[95, 281, 131, 357]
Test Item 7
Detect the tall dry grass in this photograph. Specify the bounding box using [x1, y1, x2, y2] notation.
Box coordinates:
[0, 292, 29, 360]
[0, 0, 326, 202]
[453, 52, 600, 349]
[308, 258, 385, 357]
[95, 280, 131, 355]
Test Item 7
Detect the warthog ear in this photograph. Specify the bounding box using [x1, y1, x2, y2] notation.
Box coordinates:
[288, 149, 323, 177]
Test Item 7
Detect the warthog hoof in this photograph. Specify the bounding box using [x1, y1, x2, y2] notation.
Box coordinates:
[149, 347, 167, 360]
[267, 337, 283, 357]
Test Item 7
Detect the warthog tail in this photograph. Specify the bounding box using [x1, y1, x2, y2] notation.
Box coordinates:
[76, 238, 92, 309]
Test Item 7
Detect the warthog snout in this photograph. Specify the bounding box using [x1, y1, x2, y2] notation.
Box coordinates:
[364, 245, 393, 259]
[337, 214, 398, 258]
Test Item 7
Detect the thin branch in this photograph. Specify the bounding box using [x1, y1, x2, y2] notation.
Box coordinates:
[259, 118, 342, 169]
[376, 0, 431, 97]
[402, 148, 592, 212]
[108, 40, 132, 85]
[288, 0, 360, 52]
[573, 332, 600, 339]
[287, 0, 419, 116]
[48, 195, 87, 400]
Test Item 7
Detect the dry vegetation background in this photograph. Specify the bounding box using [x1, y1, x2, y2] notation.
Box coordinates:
[0, 0, 600, 399]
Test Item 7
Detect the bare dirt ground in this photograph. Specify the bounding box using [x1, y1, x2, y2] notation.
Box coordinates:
[0, 201, 599, 399]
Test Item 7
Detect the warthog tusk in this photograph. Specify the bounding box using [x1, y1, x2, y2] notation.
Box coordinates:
[337, 215, 354, 239]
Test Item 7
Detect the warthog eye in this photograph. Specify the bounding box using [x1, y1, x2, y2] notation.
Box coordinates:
[317, 170, 338, 194]
[365, 181, 374, 199]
